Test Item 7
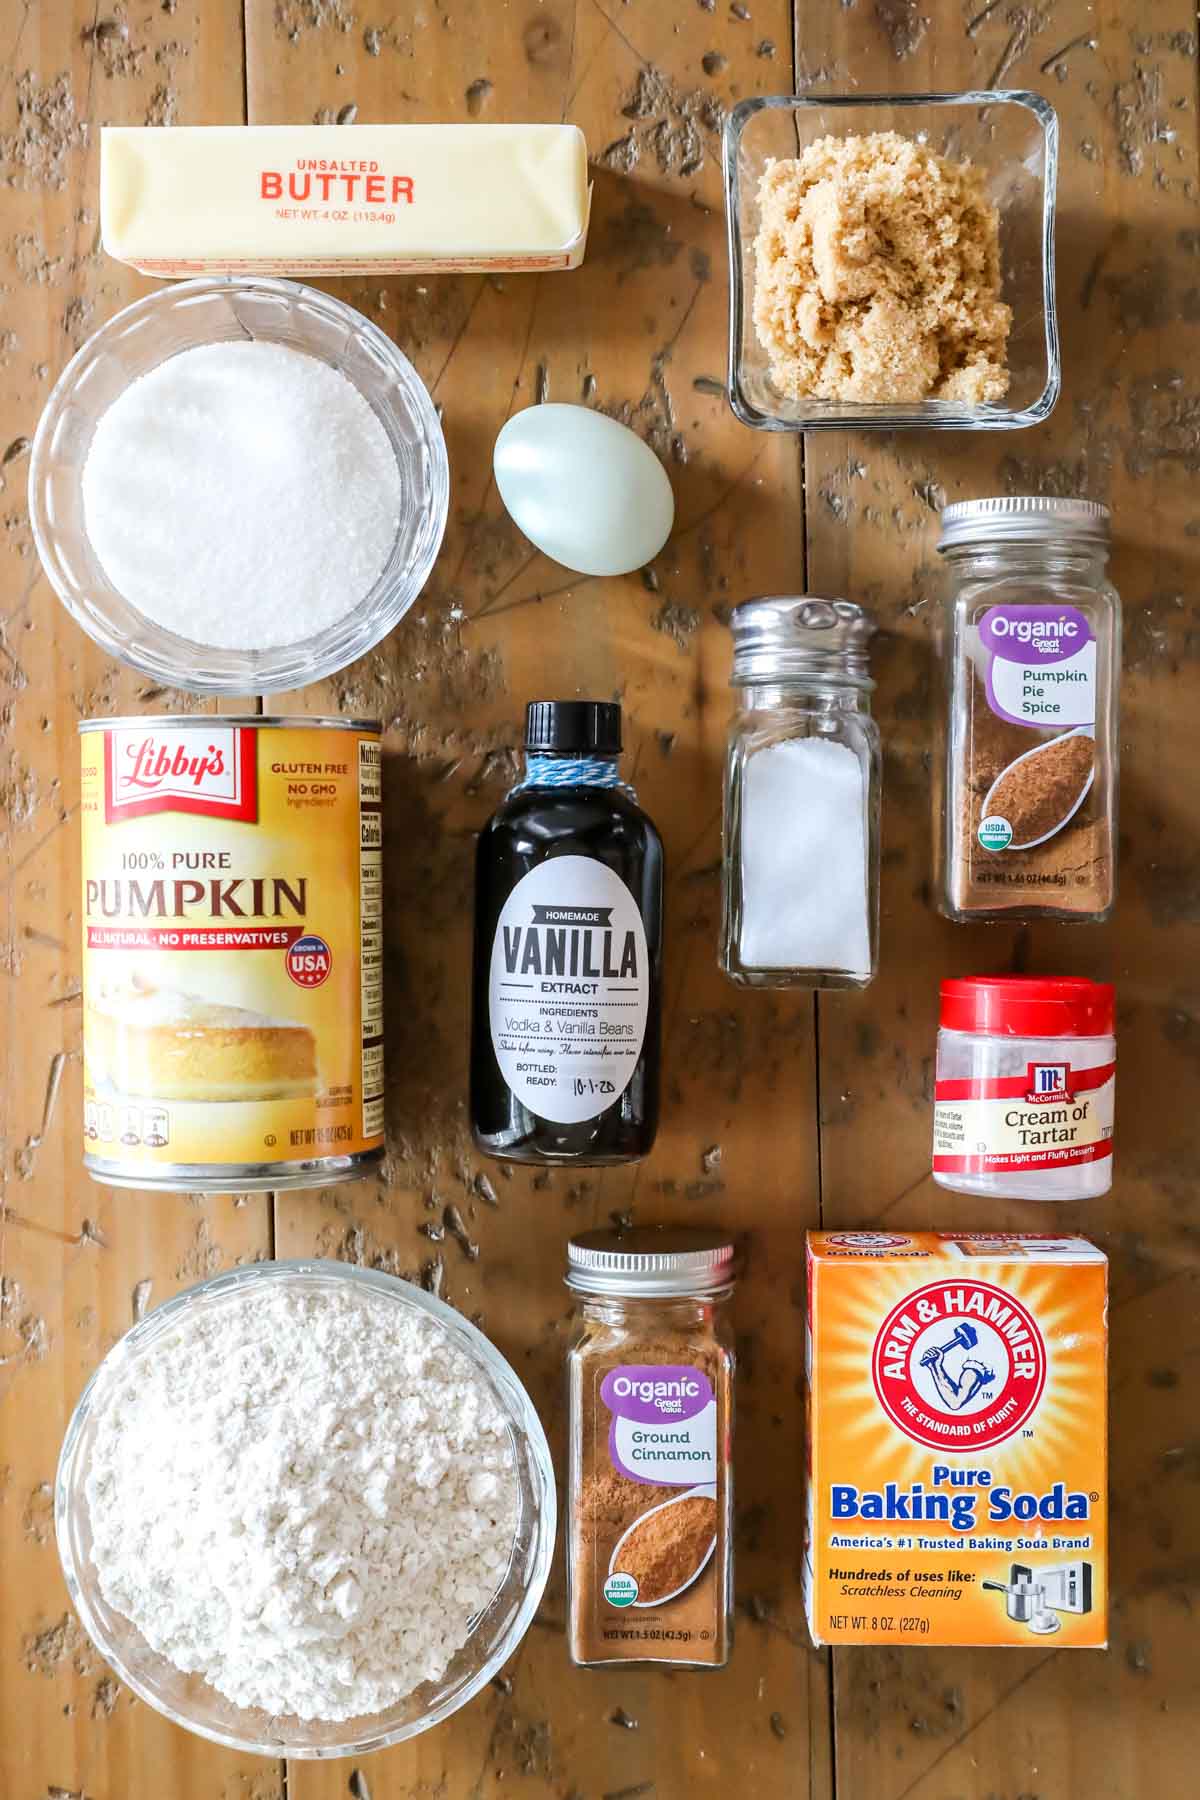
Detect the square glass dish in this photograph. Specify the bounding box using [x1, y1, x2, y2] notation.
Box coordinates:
[724, 91, 1059, 431]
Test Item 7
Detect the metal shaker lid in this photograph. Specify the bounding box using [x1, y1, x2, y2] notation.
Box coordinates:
[728, 596, 875, 685]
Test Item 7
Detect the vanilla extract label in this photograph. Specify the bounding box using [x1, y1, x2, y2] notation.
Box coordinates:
[488, 855, 649, 1124]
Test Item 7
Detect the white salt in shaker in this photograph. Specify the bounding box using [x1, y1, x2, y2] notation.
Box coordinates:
[720, 596, 880, 989]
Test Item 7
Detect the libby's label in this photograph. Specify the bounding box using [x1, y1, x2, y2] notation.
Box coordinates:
[80, 724, 384, 1173]
[487, 855, 649, 1125]
[104, 724, 257, 821]
[933, 1060, 1114, 1174]
[804, 1233, 1109, 1649]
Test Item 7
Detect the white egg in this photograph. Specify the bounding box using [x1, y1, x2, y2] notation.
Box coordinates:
[493, 403, 675, 578]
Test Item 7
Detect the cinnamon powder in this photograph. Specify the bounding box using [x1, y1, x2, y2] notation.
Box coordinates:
[614, 1494, 717, 1603]
[568, 1327, 733, 1666]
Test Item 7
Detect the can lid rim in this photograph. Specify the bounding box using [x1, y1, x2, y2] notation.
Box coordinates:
[79, 715, 383, 732]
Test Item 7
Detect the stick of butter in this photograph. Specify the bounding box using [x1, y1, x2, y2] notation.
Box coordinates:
[101, 124, 591, 276]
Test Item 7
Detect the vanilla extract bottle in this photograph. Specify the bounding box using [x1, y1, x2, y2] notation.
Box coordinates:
[470, 701, 663, 1165]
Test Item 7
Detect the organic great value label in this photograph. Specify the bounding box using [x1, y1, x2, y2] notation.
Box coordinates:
[979, 604, 1096, 731]
[933, 1060, 1115, 1175]
[601, 1365, 717, 1487]
[80, 723, 384, 1172]
[488, 855, 648, 1125]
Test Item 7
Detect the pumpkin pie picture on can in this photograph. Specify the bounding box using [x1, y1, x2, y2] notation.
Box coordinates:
[608, 1484, 718, 1606]
[86, 975, 320, 1104]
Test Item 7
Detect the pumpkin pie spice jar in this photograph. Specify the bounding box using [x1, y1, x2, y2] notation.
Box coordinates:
[936, 496, 1120, 923]
[566, 1228, 736, 1667]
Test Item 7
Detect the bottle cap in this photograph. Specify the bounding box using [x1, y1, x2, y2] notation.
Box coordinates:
[938, 496, 1110, 553]
[939, 976, 1115, 1039]
[525, 700, 622, 756]
[566, 1227, 737, 1297]
[728, 596, 875, 686]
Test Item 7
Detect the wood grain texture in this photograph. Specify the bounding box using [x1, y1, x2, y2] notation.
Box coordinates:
[247, 3, 828, 1795]
[794, 3, 1200, 1797]
[1, 0, 1197, 1797]
[0, 6, 276, 1800]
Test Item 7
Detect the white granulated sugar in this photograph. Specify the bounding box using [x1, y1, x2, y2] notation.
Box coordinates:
[81, 341, 402, 652]
[740, 735, 870, 975]
[84, 1283, 519, 1721]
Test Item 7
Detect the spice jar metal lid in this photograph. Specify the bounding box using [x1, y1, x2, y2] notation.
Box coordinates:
[728, 596, 875, 686]
[938, 495, 1111, 552]
[940, 976, 1115, 1039]
[566, 1228, 737, 1297]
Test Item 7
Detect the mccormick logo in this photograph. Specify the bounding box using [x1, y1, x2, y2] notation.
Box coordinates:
[104, 727, 258, 823]
[1027, 1061, 1071, 1103]
[871, 1279, 1047, 1451]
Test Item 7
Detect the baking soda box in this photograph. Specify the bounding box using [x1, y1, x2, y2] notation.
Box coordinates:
[804, 1232, 1108, 1647]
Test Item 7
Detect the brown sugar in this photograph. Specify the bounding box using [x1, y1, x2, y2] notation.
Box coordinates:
[988, 732, 1094, 846]
[752, 132, 1011, 404]
[613, 1494, 717, 1603]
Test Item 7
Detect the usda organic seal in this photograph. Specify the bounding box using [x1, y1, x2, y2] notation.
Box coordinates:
[603, 1571, 639, 1608]
[977, 813, 1013, 851]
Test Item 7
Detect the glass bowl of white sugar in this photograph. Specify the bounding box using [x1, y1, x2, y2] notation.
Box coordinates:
[55, 1260, 556, 1757]
[29, 278, 449, 693]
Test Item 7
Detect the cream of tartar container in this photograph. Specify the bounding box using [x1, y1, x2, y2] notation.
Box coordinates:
[79, 716, 383, 1191]
[932, 976, 1115, 1202]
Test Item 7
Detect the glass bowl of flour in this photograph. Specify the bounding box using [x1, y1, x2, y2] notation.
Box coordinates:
[55, 1260, 555, 1757]
[29, 277, 449, 694]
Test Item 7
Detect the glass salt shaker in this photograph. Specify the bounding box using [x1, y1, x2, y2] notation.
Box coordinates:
[936, 496, 1121, 924]
[720, 596, 880, 988]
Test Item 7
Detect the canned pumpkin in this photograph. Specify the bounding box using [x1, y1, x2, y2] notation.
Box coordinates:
[79, 716, 384, 1190]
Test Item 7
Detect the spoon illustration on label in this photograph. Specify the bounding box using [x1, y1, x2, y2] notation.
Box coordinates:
[607, 1486, 719, 1608]
[978, 726, 1095, 852]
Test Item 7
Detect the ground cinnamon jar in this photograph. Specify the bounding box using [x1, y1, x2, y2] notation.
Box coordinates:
[565, 1228, 736, 1668]
[937, 496, 1120, 922]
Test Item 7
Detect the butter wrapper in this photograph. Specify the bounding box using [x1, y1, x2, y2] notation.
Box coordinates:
[101, 123, 591, 276]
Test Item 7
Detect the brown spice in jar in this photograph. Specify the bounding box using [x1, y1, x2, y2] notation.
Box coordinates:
[613, 1493, 717, 1603]
[987, 731, 1094, 846]
[949, 671, 1111, 914]
[568, 1325, 732, 1666]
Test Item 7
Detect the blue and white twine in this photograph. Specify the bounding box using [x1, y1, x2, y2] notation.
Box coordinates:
[511, 753, 637, 798]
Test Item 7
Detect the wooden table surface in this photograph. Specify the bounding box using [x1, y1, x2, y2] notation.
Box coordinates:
[2, 2, 1198, 1796]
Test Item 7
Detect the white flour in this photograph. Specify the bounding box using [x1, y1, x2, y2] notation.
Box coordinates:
[84, 1283, 520, 1721]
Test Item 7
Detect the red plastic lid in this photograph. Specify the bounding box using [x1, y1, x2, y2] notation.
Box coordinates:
[940, 976, 1115, 1039]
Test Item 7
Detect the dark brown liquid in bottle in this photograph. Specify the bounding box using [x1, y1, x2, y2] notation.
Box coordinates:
[471, 778, 663, 1165]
